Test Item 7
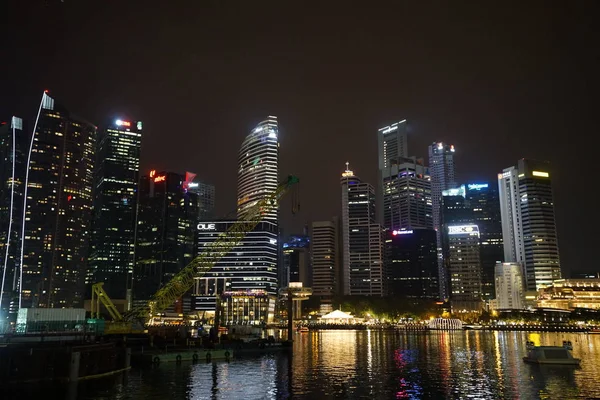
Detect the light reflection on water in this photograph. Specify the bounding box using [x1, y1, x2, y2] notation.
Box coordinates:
[8, 330, 600, 399]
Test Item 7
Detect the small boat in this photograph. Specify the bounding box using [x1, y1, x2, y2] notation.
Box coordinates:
[523, 341, 580, 365]
[463, 324, 483, 330]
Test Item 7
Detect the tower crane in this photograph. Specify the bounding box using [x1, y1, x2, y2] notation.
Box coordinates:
[91, 175, 299, 332]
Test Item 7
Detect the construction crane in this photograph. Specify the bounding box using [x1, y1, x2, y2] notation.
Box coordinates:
[93, 175, 299, 330]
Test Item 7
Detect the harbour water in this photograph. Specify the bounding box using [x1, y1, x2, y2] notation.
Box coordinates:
[4, 330, 600, 399]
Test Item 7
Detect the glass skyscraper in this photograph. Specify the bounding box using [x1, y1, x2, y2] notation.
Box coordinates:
[20, 92, 96, 308]
[87, 119, 142, 301]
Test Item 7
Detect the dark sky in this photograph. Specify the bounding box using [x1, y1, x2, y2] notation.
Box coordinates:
[2, 1, 599, 275]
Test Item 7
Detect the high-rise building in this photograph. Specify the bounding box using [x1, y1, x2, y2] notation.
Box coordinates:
[498, 159, 561, 291]
[237, 116, 279, 222]
[311, 219, 341, 310]
[281, 235, 310, 288]
[133, 171, 198, 305]
[87, 119, 142, 301]
[465, 183, 503, 300]
[494, 262, 523, 310]
[428, 141, 456, 300]
[377, 120, 408, 224]
[20, 92, 96, 308]
[186, 177, 215, 220]
[441, 183, 504, 304]
[341, 164, 385, 296]
[445, 223, 483, 312]
[381, 156, 432, 231]
[192, 220, 278, 317]
[0, 117, 25, 315]
[384, 228, 438, 299]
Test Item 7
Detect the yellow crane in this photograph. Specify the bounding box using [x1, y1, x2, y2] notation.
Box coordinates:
[91, 175, 299, 333]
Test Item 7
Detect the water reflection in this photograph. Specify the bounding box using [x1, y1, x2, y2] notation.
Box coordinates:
[4, 331, 600, 399]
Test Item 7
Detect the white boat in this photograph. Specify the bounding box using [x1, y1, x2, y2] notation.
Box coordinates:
[523, 341, 580, 365]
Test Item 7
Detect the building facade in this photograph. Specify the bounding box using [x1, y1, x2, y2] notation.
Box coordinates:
[377, 120, 408, 224]
[0, 117, 26, 315]
[237, 116, 279, 222]
[494, 262, 523, 309]
[311, 219, 340, 304]
[445, 224, 483, 312]
[87, 119, 142, 301]
[133, 171, 198, 304]
[186, 177, 215, 220]
[498, 159, 561, 291]
[281, 235, 310, 288]
[384, 228, 438, 299]
[381, 156, 432, 231]
[341, 164, 384, 296]
[428, 142, 456, 300]
[536, 279, 600, 310]
[18, 93, 96, 308]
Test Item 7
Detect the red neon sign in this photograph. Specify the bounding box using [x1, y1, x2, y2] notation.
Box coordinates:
[149, 170, 156, 178]
[154, 175, 166, 183]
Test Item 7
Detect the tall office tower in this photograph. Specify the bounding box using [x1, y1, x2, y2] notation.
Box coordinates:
[186, 177, 215, 220]
[465, 183, 503, 300]
[445, 224, 483, 312]
[381, 156, 432, 231]
[133, 171, 198, 305]
[494, 262, 523, 310]
[341, 164, 385, 296]
[385, 228, 438, 299]
[237, 116, 279, 222]
[87, 119, 142, 302]
[377, 120, 408, 224]
[0, 117, 26, 315]
[19, 92, 96, 308]
[498, 159, 561, 291]
[311, 219, 340, 309]
[281, 235, 311, 288]
[428, 141, 456, 300]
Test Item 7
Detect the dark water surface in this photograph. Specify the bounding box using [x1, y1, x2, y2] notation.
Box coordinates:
[5, 330, 600, 399]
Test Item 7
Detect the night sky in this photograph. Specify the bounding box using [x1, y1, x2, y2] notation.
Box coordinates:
[2, 1, 599, 275]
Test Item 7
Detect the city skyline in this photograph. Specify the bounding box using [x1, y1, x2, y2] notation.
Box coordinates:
[2, 2, 598, 276]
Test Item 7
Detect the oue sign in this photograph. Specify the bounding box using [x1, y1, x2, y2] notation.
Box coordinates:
[197, 223, 216, 231]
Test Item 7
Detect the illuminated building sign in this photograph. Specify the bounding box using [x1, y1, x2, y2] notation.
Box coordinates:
[341, 171, 354, 178]
[448, 224, 479, 235]
[149, 170, 156, 178]
[532, 171, 549, 178]
[116, 119, 131, 127]
[442, 185, 465, 197]
[467, 183, 488, 190]
[153, 175, 166, 183]
[197, 223, 216, 231]
[187, 182, 199, 188]
[392, 230, 413, 235]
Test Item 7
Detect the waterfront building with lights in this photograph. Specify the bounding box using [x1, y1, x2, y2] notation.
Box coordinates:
[18, 92, 96, 308]
[384, 228, 438, 299]
[281, 234, 311, 289]
[498, 159, 561, 291]
[428, 141, 456, 300]
[0, 117, 26, 316]
[311, 219, 341, 311]
[87, 119, 142, 302]
[133, 171, 198, 310]
[494, 262, 524, 310]
[341, 164, 385, 296]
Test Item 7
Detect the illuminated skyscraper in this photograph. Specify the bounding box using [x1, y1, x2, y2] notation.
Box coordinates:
[311, 218, 341, 311]
[0, 117, 25, 315]
[133, 171, 198, 305]
[381, 156, 432, 231]
[428, 141, 456, 299]
[377, 120, 408, 224]
[237, 116, 279, 222]
[87, 119, 142, 301]
[494, 262, 523, 309]
[20, 92, 96, 308]
[341, 164, 384, 296]
[498, 159, 561, 291]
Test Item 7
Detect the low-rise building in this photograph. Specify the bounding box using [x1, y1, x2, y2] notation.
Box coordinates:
[536, 279, 600, 310]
